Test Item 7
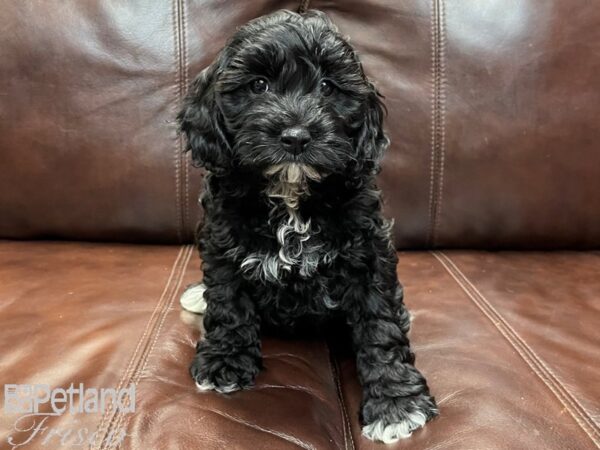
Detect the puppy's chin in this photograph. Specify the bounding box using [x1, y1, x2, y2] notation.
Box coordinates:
[263, 163, 321, 183]
[263, 163, 321, 209]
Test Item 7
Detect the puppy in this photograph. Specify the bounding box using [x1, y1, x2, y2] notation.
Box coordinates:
[178, 10, 437, 443]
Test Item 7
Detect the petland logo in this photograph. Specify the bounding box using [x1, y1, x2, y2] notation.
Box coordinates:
[3, 383, 135, 449]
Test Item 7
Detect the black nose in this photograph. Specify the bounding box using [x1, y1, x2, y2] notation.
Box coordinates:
[280, 126, 311, 154]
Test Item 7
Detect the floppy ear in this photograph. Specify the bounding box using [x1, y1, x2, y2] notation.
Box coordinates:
[178, 55, 231, 173]
[356, 83, 389, 172]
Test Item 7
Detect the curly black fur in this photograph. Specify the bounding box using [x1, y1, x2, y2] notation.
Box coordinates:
[179, 9, 437, 442]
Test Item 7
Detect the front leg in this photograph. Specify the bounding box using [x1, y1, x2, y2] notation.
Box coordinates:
[344, 262, 438, 442]
[190, 260, 261, 394]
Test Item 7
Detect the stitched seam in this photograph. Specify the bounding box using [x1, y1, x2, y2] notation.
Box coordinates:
[437, 252, 600, 439]
[326, 343, 347, 449]
[91, 246, 185, 450]
[181, 0, 190, 242]
[433, 251, 600, 443]
[335, 358, 355, 450]
[99, 245, 191, 450]
[428, 0, 446, 248]
[427, 0, 438, 247]
[327, 343, 355, 450]
[89, 246, 186, 450]
[432, 251, 600, 448]
[111, 248, 192, 444]
[432, 0, 446, 245]
[173, 0, 184, 243]
[104, 245, 193, 449]
[435, 252, 600, 432]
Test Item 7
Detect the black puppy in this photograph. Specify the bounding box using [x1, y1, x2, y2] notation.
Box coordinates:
[178, 9, 437, 443]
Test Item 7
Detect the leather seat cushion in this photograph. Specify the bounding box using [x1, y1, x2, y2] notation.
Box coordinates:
[0, 241, 597, 449]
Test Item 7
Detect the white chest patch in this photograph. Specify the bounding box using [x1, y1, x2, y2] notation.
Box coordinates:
[240, 163, 334, 283]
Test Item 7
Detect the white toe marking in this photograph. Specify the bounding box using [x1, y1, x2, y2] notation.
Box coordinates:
[362, 411, 427, 443]
[181, 283, 207, 314]
[195, 380, 238, 394]
[216, 384, 239, 394]
[195, 380, 215, 391]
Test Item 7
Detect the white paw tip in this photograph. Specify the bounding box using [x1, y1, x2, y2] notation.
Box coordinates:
[362, 411, 428, 443]
[195, 380, 238, 394]
[216, 384, 239, 394]
[195, 380, 215, 391]
[181, 284, 207, 314]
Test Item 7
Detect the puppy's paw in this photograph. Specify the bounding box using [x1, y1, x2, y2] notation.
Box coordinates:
[180, 283, 207, 314]
[362, 411, 427, 443]
[190, 342, 261, 394]
[361, 393, 438, 443]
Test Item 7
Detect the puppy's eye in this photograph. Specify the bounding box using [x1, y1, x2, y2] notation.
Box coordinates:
[251, 78, 269, 94]
[320, 80, 335, 96]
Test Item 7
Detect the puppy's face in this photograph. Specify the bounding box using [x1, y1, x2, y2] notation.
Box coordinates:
[179, 10, 388, 177]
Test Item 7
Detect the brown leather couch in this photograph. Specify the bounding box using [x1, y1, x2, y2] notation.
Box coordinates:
[1, 1, 598, 449]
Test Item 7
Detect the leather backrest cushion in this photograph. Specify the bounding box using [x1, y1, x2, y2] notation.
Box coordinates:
[1, 0, 598, 248]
